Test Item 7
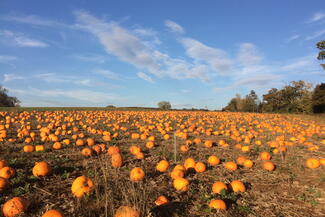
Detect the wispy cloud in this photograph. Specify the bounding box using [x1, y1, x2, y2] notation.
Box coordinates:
[137, 72, 154, 83]
[93, 69, 120, 80]
[34, 73, 93, 86]
[280, 55, 316, 71]
[164, 20, 185, 34]
[307, 12, 325, 23]
[71, 53, 106, 63]
[305, 29, 325, 40]
[3, 73, 24, 82]
[0, 55, 17, 64]
[0, 30, 48, 47]
[285, 34, 300, 43]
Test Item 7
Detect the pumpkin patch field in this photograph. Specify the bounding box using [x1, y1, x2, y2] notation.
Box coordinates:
[0, 110, 324, 217]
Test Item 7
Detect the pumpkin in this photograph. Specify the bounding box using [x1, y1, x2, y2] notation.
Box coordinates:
[204, 140, 213, 148]
[241, 145, 250, 152]
[129, 146, 141, 155]
[224, 162, 237, 171]
[2, 197, 27, 217]
[0, 167, 15, 179]
[0, 160, 7, 169]
[230, 180, 246, 192]
[174, 165, 186, 171]
[320, 158, 325, 166]
[32, 161, 51, 177]
[156, 160, 169, 172]
[135, 152, 144, 159]
[0, 177, 8, 192]
[306, 158, 320, 169]
[145, 141, 154, 149]
[35, 145, 45, 152]
[86, 138, 95, 146]
[107, 146, 120, 155]
[212, 181, 227, 194]
[75, 139, 84, 146]
[114, 206, 139, 217]
[81, 147, 93, 157]
[236, 156, 247, 165]
[179, 144, 189, 152]
[111, 153, 123, 168]
[243, 159, 253, 168]
[262, 161, 275, 171]
[52, 142, 62, 150]
[208, 155, 220, 166]
[23, 145, 34, 152]
[170, 169, 185, 179]
[155, 195, 169, 206]
[260, 152, 271, 161]
[130, 167, 145, 182]
[42, 209, 64, 217]
[173, 178, 189, 191]
[194, 162, 206, 173]
[209, 199, 226, 210]
[184, 158, 196, 170]
[71, 176, 94, 198]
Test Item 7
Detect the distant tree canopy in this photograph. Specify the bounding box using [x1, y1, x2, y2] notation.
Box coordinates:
[312, 83, 325, 113]
[0, 85, 20, 107]
[158, 101, 171, 110]
[222, 80, 325, 114]
[317, 40, 325, 60]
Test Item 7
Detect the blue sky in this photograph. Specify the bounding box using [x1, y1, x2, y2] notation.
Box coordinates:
[0, 0, 324, 109]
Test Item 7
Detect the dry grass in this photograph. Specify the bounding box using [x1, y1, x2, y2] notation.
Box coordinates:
[0, 110, 324, 217]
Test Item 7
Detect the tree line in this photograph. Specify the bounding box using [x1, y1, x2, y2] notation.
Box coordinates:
[222, 81, 325, 114]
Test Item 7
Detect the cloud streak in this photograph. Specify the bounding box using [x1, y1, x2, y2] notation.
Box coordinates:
[164, 20, 184, 34]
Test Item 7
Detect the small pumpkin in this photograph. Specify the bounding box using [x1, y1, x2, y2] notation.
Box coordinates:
[306, 158, 320, 169]
[107, 146, 120, 155]
[236, 156, 247, 165]
[263, 161, 275, 171]
[260, 152, 271, 161]
[35, 145, 45, 152]
[2, 197, 27, 217]
[243, 159, 253, 168]
[114, 206, 140, 217]
[170, 169, 185, 179]
[111, 153, 123, 168]
[0, 167, 15, 179]
[81, 147, 93, 157]
[230, 180, 246, 192]
[42, 209, 64, 217]
[194, 162, 206, 173]
[71, 176, 94, 198]
[32, 161, 51, 177]
[23, 145, 34, 152]
[184, 158, 196, 170]
[156, 160, 169, 172]
[52, 142, 62, 150]
[173, 178, 189, 191]
[224, 162, 237, 171]
[208, 155, 220, 166]
[209, 199, 226, 210]
[130, 167, 145, 182]
[212, 181, 227, 194]
[155, 195, 169, 206]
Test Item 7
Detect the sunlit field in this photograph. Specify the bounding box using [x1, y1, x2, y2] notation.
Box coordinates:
[0, 109, 324, 217]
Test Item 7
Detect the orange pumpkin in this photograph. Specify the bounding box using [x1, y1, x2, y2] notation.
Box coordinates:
[260, 152, 271, 161]
[32, 161, 51, 177]
[42, 209, 64, 217]
[114, 206, 140, 217]
[0, 177, 8, 192]
[155, 195, 169, 206]
[107, 146, 120, 155]
[173, 178, 189, 191]
[170, 169, 185, 179]
[2, 197, 27, 217]
[184, 158, 196, 170]
[306, 158, 320, 169]
[52, 142, 62, 150]
[35, 145, 45, 152]
[236, 156, 247, 165]
[243, 159, 253, 168]
[23, 145, 34, 152]
[224, 162, 237, 171]
[212, 181, 227, 194]
[111, 153, 123, 168]
[75, 139, 84, 146]
[179, 144, 189, 152]
[145, 141, 154, 149]
[194, 162, 206, 173]
[0, 167, 15, 179]
[208, 155, 220, 166]
[204, 140, 213, 148]
[209, 199, 226, 210]
[71, 176, 94, 198]
[230, 180, 246, 192]
[262, 161, 275, 171]
[130, 167, 145, 182]
[156, 160, 169, 172]
[81, 147, 93, 157]
[86, 138, 95, 146]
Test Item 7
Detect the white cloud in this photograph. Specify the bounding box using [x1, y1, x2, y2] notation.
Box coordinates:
[280, 55, 315, 71]
[34, 73, 93, 86]
[0, 55, 17, 63]
[180, 38, 232, 74]
[3, 74, 24, 82]
[74, 10, 210, 82]
[93, 69, 120, 80]
[71, 53, 106, 63]
[285, 34, 300, 43]
[137, 72, 154, 83]
[238, 43, 262, 66]
[164, 20, 184, 34]
[0, 30, 48, 47]
[305, 29, 325, 40]
[307, 12, 325, 23]
[9, 87, 118, 103]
